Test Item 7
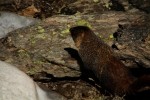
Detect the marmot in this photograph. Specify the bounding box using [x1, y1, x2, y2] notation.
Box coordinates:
[70, 26, 150, 96]
[0, 61, 66, 100]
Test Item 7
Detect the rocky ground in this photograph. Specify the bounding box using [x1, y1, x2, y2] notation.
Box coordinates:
[0, 0, 150, 100]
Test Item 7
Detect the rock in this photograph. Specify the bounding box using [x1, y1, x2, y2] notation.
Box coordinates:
[0, 9, 149, 100]
[110, 0, 150, 13]
[0, 0, 33, 12]
[0, 60, 67, 100]
[0, 11, 149, 78]
[0, 0, 13, 5]
[67, 0, 110, 14]
[113, 13, 150, 68]
[129, 0, 150, 13]
[0, 11, 39, 38]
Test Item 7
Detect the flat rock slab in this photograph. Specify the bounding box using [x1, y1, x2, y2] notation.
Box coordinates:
[0, 11, 150, 78]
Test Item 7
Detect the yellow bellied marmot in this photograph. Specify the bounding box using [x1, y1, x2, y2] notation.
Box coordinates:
[70, 26, 150, 96]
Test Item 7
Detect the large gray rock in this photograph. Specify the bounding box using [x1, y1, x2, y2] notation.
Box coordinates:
[0, 12, 38, 38]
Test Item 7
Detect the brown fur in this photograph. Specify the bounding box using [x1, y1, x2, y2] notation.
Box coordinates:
[70, 26, 149, 96]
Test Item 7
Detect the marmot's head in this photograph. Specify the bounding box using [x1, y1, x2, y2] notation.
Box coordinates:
[70, 26, 92, 48]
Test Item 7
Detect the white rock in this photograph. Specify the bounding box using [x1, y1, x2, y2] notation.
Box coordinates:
[0, 61, 66, 100]
[0, 12, 38, 38]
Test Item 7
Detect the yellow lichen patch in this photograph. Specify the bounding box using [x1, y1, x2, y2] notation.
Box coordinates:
[33, 60, 45, 65]
[76, 20, 92, 28]
[93, 0, 99, 3]
[52, 31, 56, 35]
[26, 60, 45, 75]
[103, 2, 112, 9]
[26, 66, 41, 75]
[61, 28, 70, 34]
[98, 34, 114, 43]
[35, 34, 46, 39]
[109, 34, 114, 39]
[60, 24, 71, 37]
[29, 36, 36, 44]
[99, 35, 102, 38]
[37, 26, 45, 34]
[17, 49, 30, 58]
[29, 33, 46, 45]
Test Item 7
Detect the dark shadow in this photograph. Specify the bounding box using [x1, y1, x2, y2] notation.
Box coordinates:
[64, 48, 150, 98]
[111, 44, 119, 50]
[125, 90, 150, 100]
[34, 47, 150, 99]
[31, 71, 81, 82]
[110, 0, 125, 11]
[64, 48, 91, 78]
[64, 48, 97, 80]
[64, 47, 111, 95]
[32, 47, 103, 93]
[113, 24, 124, 41]
[130, 67, 150, 77]
[125, 65, 150, 99]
